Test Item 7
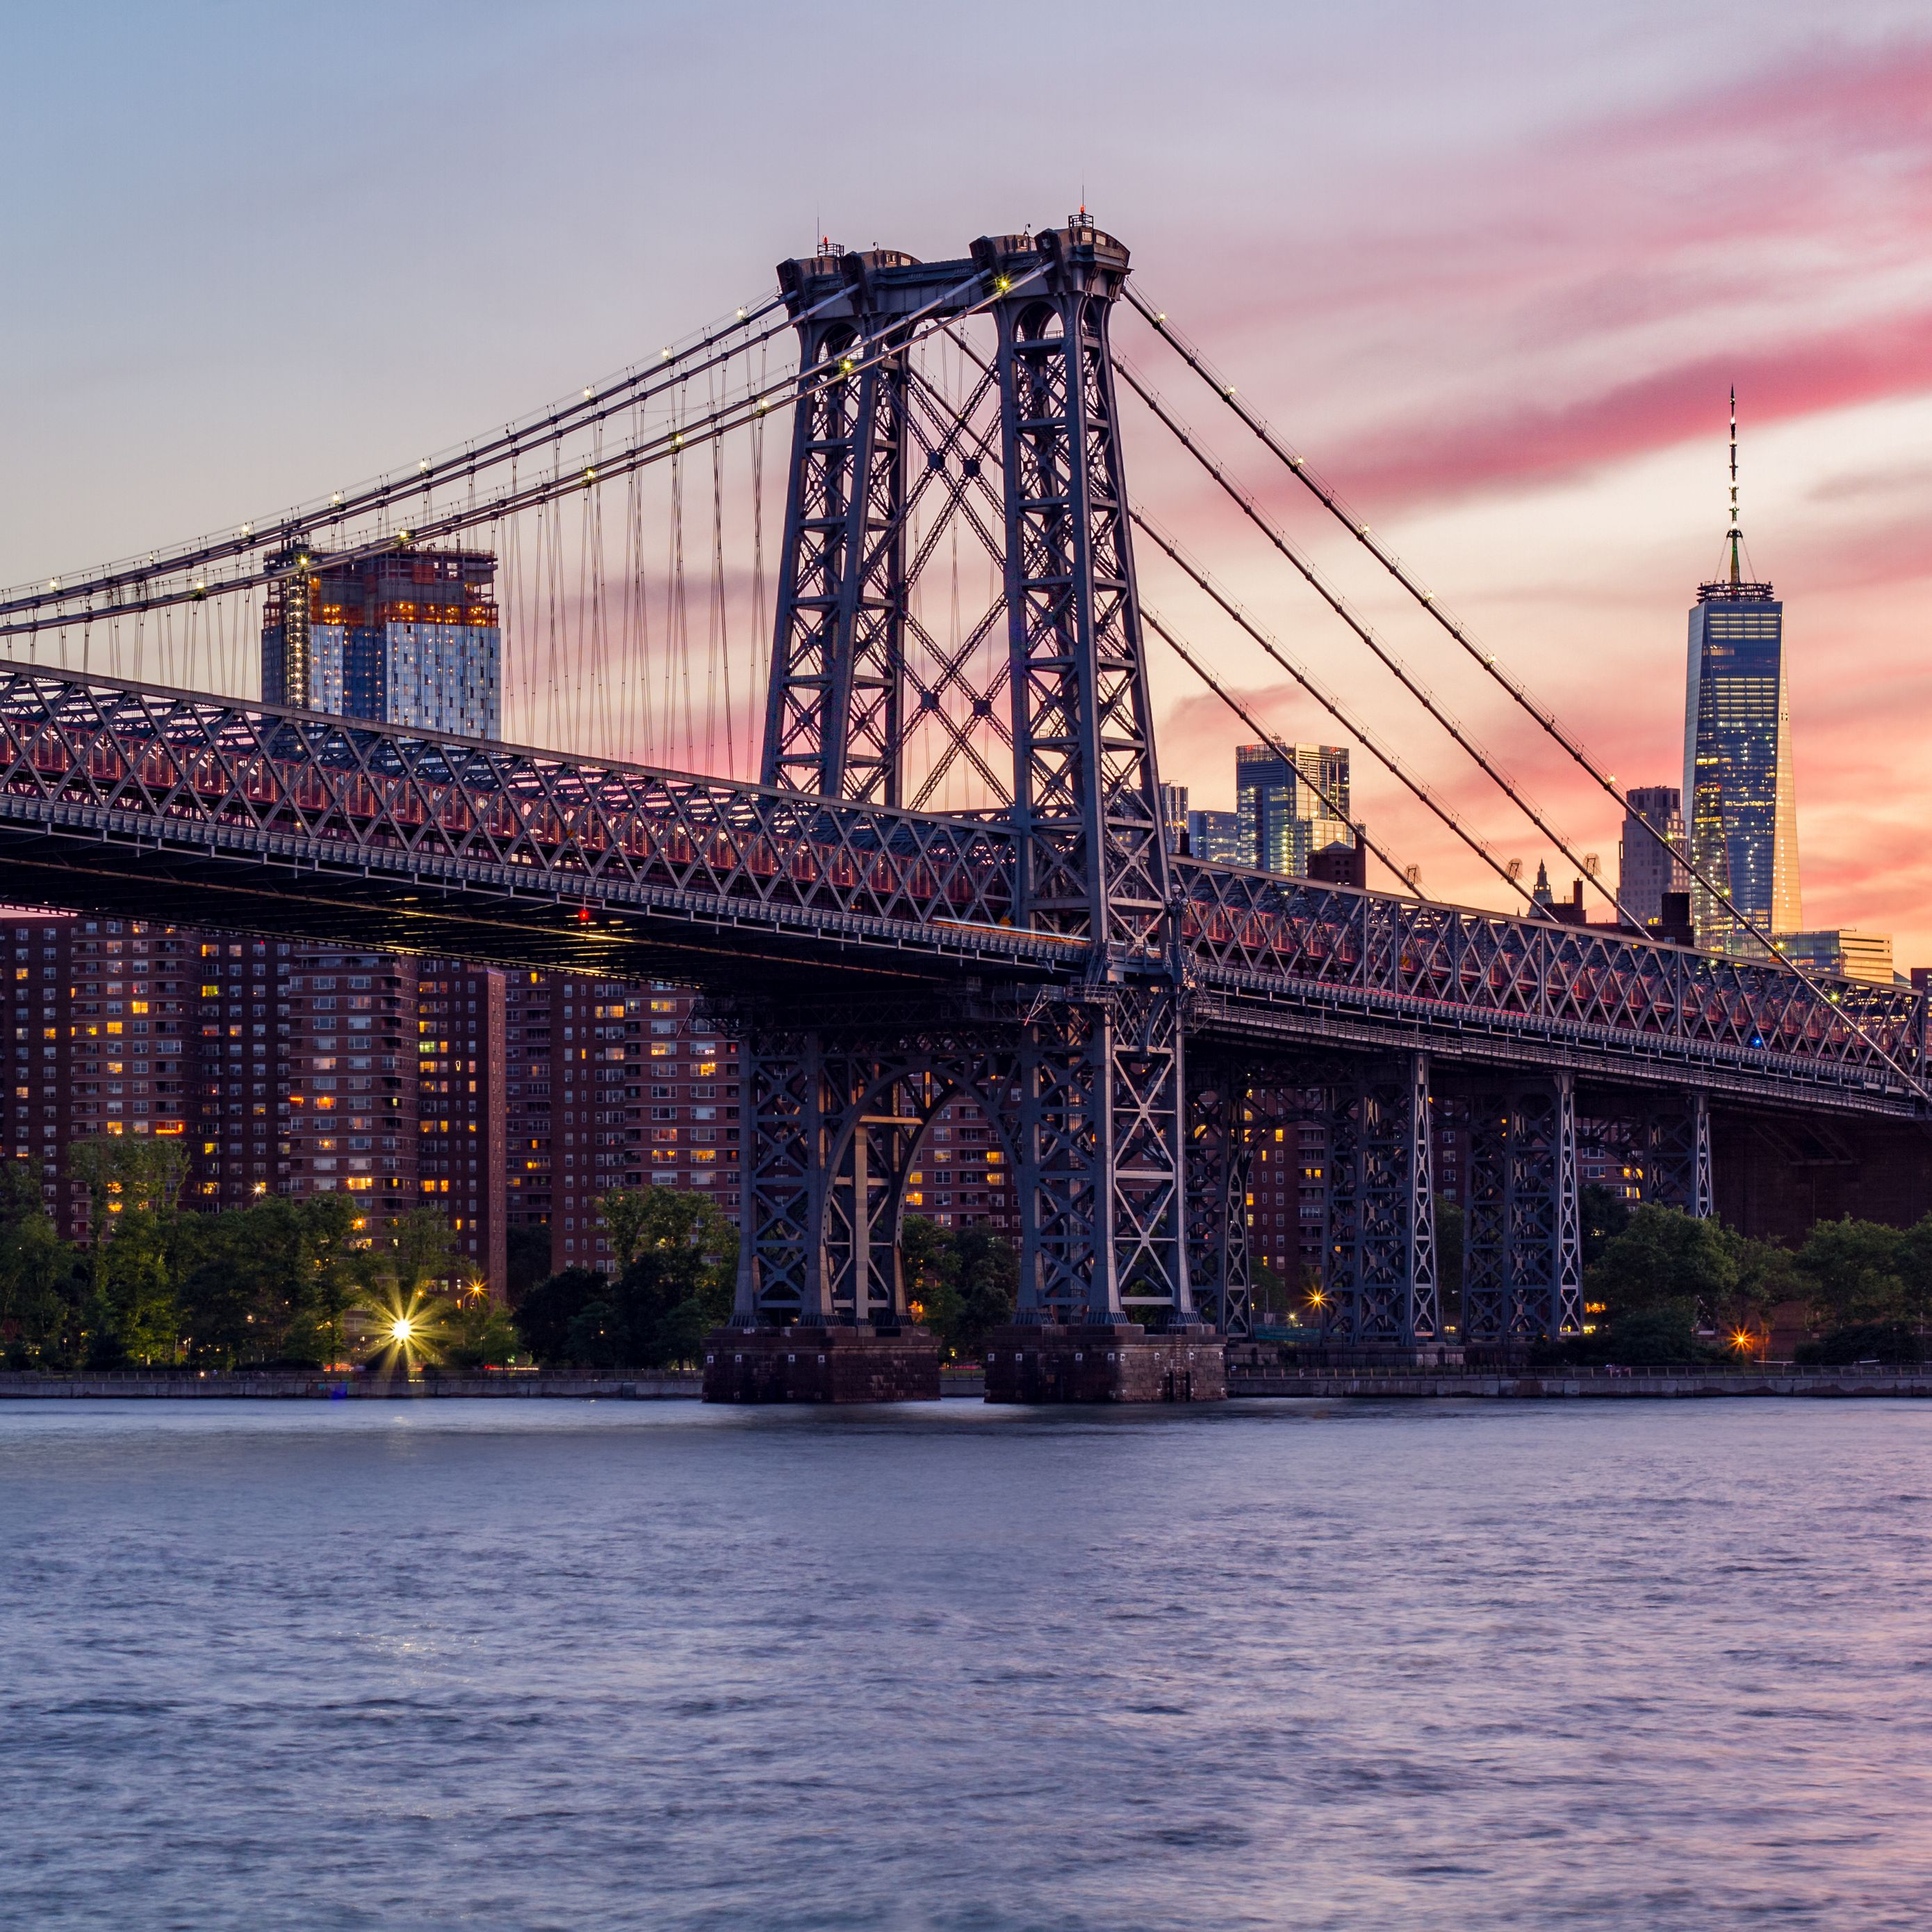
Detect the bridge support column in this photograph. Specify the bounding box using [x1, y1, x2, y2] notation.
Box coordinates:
[985, 988, 1225, 1403]
[1462, 1073, 1583, 1352]
[1184, 1066, 1254, 1340]
[1322, 1054, 1448, 1362]
[705, 1027, 940, 1403]
[1638, 1090, 1714, 1218]
[761, 249, 912, 803]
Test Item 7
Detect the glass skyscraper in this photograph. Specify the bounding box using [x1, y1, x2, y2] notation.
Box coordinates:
[263, 548, 502, 739]
[1186, 808, 1245, 865]
[1235, 743, 1352, 876]
[1682, 574, 1800, 953]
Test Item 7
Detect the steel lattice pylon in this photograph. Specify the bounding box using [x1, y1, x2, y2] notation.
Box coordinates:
[762, 250, 912, 803]
[1325, 1055, 1439, 1348]
[730, 1012, 1018, 1327]
[1462, 1074, 1584, 1345]
[747, 224, 1193, 1329]
[1185, 1066, 1259, 1339]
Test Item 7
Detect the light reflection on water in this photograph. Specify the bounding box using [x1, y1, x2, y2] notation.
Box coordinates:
[1, 1398, 1928, 1931]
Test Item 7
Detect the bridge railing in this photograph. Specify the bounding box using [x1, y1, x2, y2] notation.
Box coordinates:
[1177, 859, 1929, 1091]
[0, 663, 1019, 935]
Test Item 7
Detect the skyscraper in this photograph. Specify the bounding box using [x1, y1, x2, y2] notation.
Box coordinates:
[1234, 744, 1352, 876]
[1683, 397, 1800, 951]
[1186, 809, 1245, 865]
[263, 548, 501, 738]
[1618, 786, 1689, 928]
[1157, 783, 1189, 855]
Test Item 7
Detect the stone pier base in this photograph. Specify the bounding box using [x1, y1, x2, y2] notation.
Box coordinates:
[981, 1324, 1227, 1405]
[701, 1325, 941, 1404]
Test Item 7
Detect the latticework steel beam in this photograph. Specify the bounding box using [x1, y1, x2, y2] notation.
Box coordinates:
[1185, 1067, 1256, 1338]
[0, 658, 1924, 1117]
[1324, 1054, 1438, 1347]
[1463, 1074, 1583, 1345]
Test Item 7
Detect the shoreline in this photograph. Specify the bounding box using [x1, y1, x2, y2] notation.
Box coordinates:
[3, 1366, 1930, 1400]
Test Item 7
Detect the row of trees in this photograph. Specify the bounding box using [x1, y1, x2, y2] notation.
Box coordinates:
[15, 1138, 1922, 1373]
[1568, 1194, 1932, 1363]
[0, 1140, 1018, 1375]
[0, 1136, 517, 1370]
[1246, 1187, 1932, 1365]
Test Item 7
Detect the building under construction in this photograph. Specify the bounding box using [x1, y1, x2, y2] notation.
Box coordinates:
[263, 548, 500, 739]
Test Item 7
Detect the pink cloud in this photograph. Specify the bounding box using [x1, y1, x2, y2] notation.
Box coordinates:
[1334, 305, 1932, 506]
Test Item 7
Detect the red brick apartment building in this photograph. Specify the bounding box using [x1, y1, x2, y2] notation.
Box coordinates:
[4, 908, 1018, 1292]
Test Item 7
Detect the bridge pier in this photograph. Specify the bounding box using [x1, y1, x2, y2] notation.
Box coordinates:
[1462, 1072, 1583, 1352]
[703, 1323, 941, 1403]
[992, 990, 1225, 1402]
[1185, 1068, 1256, 1341]
[1320, 1054, 1455, 1364]
[983, 1323, 1226, 1402]
[705, 1022, 960, 1403]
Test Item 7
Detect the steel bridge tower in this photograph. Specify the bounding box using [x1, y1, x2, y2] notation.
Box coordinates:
[714, 222, 1214, 1400]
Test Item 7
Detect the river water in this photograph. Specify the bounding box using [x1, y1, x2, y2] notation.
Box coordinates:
[1, 1398, 1927, 1931]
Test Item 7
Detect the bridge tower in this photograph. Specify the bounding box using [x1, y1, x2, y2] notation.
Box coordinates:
[715, 222, 1216, 1405]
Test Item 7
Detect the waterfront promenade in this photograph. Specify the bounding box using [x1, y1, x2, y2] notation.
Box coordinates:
[5, 1364, 1931, 1399]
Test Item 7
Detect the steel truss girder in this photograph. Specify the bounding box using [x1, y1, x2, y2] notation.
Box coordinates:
[1463, 1073, 1583, 1344]
[1176, 862, 1929, 1107]
[1324, 1054, 1438, 1346]
[0, 656, 1922, 1112]
[0, 661, 1027, 953]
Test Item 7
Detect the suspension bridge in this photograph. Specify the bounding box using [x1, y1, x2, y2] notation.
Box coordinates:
[2, 220, 1925, 1397]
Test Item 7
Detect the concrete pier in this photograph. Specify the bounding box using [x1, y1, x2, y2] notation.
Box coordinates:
[701, 1325, 942, 1402]
[982, 1324, 1227, 1404]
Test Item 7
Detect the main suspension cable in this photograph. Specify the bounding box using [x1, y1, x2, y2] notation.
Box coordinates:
[1127, 288, 1931, 1097]
[3, 292, 794, 623]
[1116, 355, 1632, 926]
[1141, 606, 1418, 897]
[1, 263, 1044, 643]
[1133, 513, 1539, 913]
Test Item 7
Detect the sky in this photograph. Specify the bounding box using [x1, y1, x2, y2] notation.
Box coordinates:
[3, 1, 1931, 958]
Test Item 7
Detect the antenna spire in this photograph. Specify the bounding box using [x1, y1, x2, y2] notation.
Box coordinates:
[1727, 385, 1742, 588]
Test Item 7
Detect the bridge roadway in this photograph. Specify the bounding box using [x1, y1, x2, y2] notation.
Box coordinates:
[0, 658, 1924, 1122]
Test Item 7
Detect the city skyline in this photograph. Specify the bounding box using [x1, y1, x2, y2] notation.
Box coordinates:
[5, 6, 1931, 958]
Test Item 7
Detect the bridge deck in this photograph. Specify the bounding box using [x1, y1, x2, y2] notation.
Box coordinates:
[0, 660, 1922, 1118]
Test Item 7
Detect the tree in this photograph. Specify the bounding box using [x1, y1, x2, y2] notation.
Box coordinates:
[903, 1215, 1016, 1361]
[0, 1162, 76, 1366]
[65, 1135, 193, 1365]
[596, 1188, 658, 1271]
[506, 1223, 552, 1304]
[513, 1192, 735, 1368]
[1603, 1302, 1704, 1365]
[1434, 1197, 1465, 1309]
[1796, 1217, 1911, 1331]
[174, 1209, 272, 1367]
[511, 1266, 609, 1364]
[1579, 1184, 1631, 1270]
[442, 1284, 523, 1369]
[1587, 1204, 1739, 1320]
[604, 1188, 737, 1366]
